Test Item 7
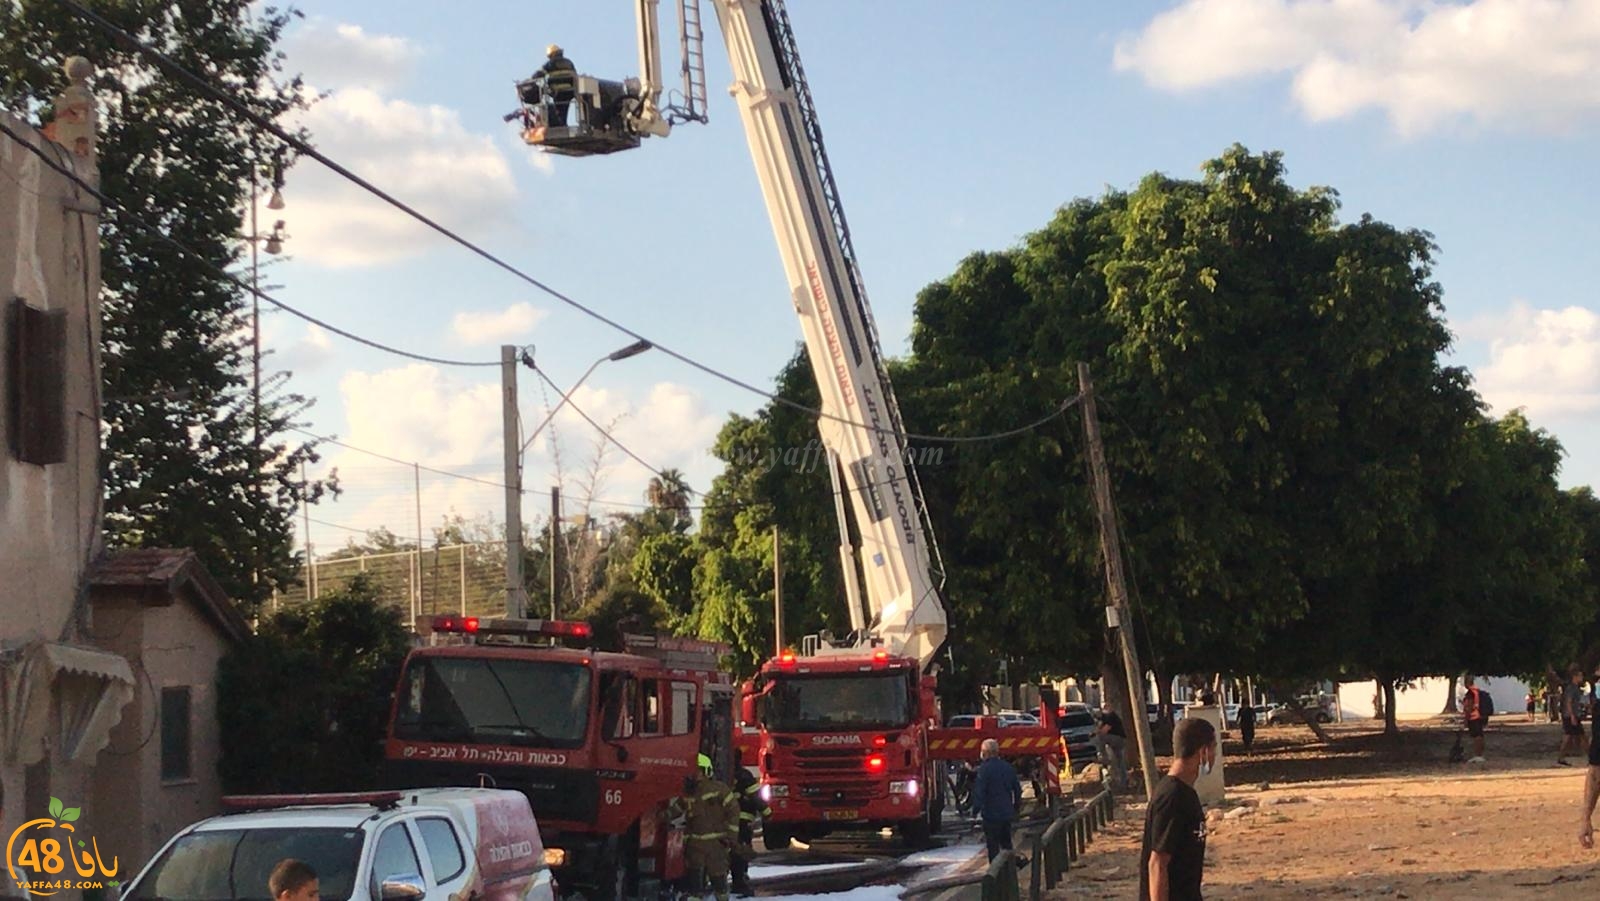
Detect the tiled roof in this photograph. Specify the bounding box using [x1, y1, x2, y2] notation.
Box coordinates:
[90, 548, 249, 642]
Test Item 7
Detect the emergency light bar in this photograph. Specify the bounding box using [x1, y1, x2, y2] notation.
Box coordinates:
[419, 614, 592, 640]
[222, 791, 404, 811]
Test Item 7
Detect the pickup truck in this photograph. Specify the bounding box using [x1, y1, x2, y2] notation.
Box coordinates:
[120, 789, 556, 901]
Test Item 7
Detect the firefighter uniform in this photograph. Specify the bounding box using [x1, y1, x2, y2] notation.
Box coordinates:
[671, 755, 739, 901]
[731, 767, 772, 896]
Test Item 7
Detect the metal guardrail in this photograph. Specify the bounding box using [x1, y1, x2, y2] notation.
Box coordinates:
[977, 789, 1115, 901]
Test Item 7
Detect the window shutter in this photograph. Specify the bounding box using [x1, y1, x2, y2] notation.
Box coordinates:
[7, 297, 68, 465]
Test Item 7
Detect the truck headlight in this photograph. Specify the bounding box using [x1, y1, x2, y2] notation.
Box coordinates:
[761, 783, 788, 801]
[889, 779, 919, 797]
[544, 848, 566, 867]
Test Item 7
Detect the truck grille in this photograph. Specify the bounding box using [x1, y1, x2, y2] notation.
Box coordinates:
[793, 747, 870, 772]
[788, 748, 884, 805]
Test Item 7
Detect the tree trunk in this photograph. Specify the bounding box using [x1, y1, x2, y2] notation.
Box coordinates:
[1441, 674, 1458, 714]
[1382, 678, 1400, 737]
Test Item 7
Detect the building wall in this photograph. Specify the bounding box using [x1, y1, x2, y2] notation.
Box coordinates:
[0, 108, 104, 864]
[1337, 676, 1534, 720]
[91, 591, 234, 874]
[0, 109, 102, 646]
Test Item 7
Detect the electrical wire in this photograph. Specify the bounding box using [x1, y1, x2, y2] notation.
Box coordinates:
[289, 427, 515, 490]
[0, 116, 496, 369]
[49, 0, 1080, 445]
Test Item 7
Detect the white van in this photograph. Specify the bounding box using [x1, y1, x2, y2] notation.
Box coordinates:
[119, 789, 556, 901]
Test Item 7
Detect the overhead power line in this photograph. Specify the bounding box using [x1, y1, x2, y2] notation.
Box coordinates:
[51, 0, 1079, 445]
[0, 117, 496, 368]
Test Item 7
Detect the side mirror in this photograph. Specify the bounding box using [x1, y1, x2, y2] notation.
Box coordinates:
[379, 874, 426, 901]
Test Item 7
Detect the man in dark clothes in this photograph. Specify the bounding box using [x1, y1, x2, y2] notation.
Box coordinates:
[1237, 700, 1256, 753]
[1140, 717, 1216, 901]
[529, 44, 577, 127]
[1096, 703, 1129, 789]
[1560, 666, 1590, 767]
[972, 738, 1023, 862]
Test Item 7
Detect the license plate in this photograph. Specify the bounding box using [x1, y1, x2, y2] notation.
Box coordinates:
[823, 809, 859, 821]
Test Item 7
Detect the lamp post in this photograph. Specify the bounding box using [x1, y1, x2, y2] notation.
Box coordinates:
[245, 152, 287, 595]
[501, 339, 654, 617]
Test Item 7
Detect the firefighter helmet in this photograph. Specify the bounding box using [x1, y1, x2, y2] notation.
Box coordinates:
[546, 44, 562, 58]
[697, 753, 713, 776]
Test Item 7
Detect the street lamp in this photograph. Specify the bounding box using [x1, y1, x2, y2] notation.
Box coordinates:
[502, 339, 654, 618]
[518, 339, 653, 455]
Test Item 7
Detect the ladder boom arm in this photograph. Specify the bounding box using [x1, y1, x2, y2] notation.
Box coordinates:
[707, 0, 947, 668]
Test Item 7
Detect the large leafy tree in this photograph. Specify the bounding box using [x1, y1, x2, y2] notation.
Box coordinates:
[0, 1, 330, 611]
[218, 575, 410, 792]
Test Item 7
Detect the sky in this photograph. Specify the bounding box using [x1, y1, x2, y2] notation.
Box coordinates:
[256, 0, 1600, 555]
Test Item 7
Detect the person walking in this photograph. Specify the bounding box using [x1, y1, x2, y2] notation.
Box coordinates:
[1237, 699, 1257, 754]
[1095, 703, 1129, 790]
[1560, 666, 1590, 767]
[1141, 717, 1216, 901]
[1462, 675, 1487, 763]
[1526, 691, 1538, 723]
[972, 738, 1023, 863]
[1581, 673, 1599, 849]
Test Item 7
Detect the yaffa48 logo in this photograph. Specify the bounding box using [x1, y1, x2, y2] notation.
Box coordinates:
[6, 797, 120, 896]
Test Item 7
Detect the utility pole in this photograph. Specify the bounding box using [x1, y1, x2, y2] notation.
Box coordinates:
[301, 459, 316, 602]
[550, 486, 563, 620]
[1078, 361, 1159, 802]
[414, 462, 424, 624]
[773, 525, 784, 655]
[501, 345, 526, 618]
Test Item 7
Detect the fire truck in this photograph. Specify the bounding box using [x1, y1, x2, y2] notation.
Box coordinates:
[510, 0, 1067, 848]
[382, 614, 735, 901]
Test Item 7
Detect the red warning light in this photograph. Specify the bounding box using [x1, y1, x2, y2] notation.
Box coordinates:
[462, 617, 480, 633]
[544, 620, 591, 639]
[865, 754, 886, 774]
[778, 650, 797, 668]
[872, 735, 887, 749]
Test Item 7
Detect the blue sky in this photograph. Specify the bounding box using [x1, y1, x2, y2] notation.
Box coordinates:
[260, 0, 1600, 552]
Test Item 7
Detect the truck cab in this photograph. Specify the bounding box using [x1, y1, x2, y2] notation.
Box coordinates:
[383, 616, 733, 900]
[741, 647, 943, 847]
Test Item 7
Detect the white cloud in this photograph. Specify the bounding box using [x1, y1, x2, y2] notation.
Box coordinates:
[270, 322, 335, 374]
[1469, 301, 1600, 417]
[307, 365, 723, 546]
[285, 21, 421, 91]
[277, 88, 520, 268]
[274, 22, 521, 268]
[452, 302, 548, 345]
[1114, 0, 1600, 136]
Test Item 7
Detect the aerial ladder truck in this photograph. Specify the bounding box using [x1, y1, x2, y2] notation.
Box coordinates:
[512, 0, 1066, 851]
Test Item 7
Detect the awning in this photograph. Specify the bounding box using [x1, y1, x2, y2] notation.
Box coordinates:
[2, 642, 134, 765]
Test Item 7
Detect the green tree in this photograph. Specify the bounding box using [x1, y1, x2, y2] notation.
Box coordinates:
[0, 1, 332, 612]
[218, 574, 410, 791]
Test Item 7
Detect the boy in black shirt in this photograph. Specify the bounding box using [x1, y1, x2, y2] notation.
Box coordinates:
[1140, 717, 1216, 901]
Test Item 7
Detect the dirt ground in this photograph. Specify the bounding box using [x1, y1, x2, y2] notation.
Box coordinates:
[1047, 716, 1599, 899]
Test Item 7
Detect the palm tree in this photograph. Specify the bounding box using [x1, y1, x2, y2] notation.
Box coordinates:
[646, 469, 693, 527]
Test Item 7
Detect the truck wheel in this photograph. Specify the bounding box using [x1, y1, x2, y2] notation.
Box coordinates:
[596, 833, 636, 901]
[761, 825, 791, 851]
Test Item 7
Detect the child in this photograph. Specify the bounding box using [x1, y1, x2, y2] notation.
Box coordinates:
[269, 860, 320, 901]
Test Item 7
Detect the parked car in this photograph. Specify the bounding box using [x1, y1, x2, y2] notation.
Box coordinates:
[121, 788, 556, 901]
[1057, 703, 1101, 772]
[1265, 703, 1332, 725]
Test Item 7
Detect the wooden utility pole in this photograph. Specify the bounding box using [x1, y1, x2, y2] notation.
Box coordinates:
[550, 486, 563, 620]
[1078, 362, 1160, 802]
[773, 525, 785, 655]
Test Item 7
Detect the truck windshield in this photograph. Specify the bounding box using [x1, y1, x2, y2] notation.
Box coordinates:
[393, 656, 592, 749]
[126, 827, 363, 901]
[762, 671, 913, 732]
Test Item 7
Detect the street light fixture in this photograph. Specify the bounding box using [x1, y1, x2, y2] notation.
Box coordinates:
[518, 340, 654, 455]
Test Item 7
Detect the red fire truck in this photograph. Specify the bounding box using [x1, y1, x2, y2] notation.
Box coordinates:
[383, 615, 734, 901]
[740, 650, 1063, 848]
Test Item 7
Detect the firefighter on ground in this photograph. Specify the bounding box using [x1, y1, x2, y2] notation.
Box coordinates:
[669, 754, 738, 901]
[522, 44, 577, 127]
[730, 763, 772, 896]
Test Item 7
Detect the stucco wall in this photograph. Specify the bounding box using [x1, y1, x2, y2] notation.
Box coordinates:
[90, 590, 234, 875]
[0, 108, 102, 647]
